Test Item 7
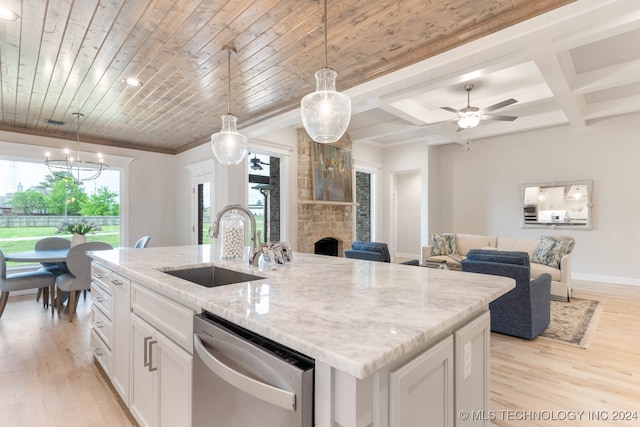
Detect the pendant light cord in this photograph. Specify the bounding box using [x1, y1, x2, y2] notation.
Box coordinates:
[226, 48, 231, 114]
[323, 0, 328, 68]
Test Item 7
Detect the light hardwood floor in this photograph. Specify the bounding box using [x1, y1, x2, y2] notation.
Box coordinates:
[0, 282, 638, 426]
[0, 294, 136, 427]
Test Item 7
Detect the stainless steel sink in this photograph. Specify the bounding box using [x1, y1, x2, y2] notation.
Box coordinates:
[163, 266, 264, 288]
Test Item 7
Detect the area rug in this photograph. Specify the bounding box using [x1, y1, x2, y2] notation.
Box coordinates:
[538, 297, 603, 348]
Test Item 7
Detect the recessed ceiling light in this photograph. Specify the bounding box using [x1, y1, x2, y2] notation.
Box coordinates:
[123, 78, 144, 87]
[0, 7, 19, 21]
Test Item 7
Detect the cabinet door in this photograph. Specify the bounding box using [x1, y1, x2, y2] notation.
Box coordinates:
[157, 331, 193, 427]
[111, 274, 131, 404]
[390, 336, 454, 427]
[455, 311, 490, 427]
[130, 314, 159, 427]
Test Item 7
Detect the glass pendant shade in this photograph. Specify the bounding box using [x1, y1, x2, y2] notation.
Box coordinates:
[211, 113, 248, 165]
[301, 67, 351, 143]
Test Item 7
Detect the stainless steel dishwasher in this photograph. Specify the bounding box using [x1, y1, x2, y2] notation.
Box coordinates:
[192, 312, 314, 427]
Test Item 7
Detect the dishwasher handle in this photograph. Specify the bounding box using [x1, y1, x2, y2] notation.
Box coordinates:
[193, 334, 296, 412]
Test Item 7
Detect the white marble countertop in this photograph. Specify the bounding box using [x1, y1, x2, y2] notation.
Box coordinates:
[90, 245, 514, 379]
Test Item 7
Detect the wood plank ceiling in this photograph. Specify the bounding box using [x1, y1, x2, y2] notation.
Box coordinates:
[0, 0, 573, 154]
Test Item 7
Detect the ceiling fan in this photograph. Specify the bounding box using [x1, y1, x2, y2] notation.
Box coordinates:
[439, 84, 518, 130]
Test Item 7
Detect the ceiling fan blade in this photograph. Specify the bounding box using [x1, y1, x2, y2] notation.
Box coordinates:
[483, 98, 517, 112]
[441, 106, 459, 113]
[482, 114, 518, 121]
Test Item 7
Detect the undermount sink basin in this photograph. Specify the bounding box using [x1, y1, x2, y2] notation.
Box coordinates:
[163, 266, 264, 288]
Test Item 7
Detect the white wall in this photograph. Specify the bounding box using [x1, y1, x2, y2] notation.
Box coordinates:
[430, 112, 640, 285]
[394, 172, 421, 258]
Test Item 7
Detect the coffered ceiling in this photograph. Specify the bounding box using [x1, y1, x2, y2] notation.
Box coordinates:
[1, 1, 638, 154]
[0, 0, 575, 154]
[339, 0, 640, 147]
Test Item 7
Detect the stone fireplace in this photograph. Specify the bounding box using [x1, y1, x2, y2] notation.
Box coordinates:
[297, 129, 354, 256]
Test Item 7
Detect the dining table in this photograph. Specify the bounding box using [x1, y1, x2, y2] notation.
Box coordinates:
[4, 248, 70, 263]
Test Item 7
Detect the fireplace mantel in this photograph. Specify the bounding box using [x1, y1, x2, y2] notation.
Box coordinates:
[298, 200, 358, 206]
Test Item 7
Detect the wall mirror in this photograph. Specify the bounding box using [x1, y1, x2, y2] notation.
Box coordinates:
[521, 180, 593, 230]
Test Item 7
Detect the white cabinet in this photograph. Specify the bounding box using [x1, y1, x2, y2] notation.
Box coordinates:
[390, 336, 454, 427]
[455, 311, 490, 427]
[111, 272, 131, 404]
[387, 311, 490, 427]
[90, 263, 131, 404]
[129, 284, 193, 427]
[539, 187, 564, 210]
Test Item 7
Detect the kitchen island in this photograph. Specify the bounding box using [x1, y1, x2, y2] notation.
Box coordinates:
[89, 245, 514, 427]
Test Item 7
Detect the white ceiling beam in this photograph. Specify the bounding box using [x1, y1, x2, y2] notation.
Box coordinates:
[584, 94, 640, 120]
[532, 42, 586, 129]
[572, 59, 640, 94]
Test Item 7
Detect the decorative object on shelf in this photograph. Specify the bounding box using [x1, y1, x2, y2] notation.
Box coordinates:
[45, 112, 109, 185]
[211, 46, 248, 165]
[300, 0, 351, 143]
[56, 217, 102, 247]
[311, 141, 353, 202]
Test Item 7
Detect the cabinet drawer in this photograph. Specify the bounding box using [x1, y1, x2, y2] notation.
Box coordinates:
[91, 262, 112, 292]
[110, 272, 131, 288]
[91, 282, 112, 318]
[91, 305, 113, 349]
[131, 283, 194, 353]
[90, 328, 113, 376]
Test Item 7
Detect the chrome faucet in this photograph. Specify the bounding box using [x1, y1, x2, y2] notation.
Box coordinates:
[210, 205, 261, 267]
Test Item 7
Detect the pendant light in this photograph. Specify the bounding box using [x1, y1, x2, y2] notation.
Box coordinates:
[44, 112, 109, 185]
[211, 46, 248, 165]
[300, 0, 351, 143]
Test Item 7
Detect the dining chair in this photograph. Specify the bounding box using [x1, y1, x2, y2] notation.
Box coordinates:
[134, 236, 151, 248]
[34, 237, 71, 306]
[54, 241, 113, 321]
[0, 249, 56, 318]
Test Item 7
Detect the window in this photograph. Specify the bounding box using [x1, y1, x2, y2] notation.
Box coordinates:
[0, 158, 121, 264]
[248, 153, 280, 243]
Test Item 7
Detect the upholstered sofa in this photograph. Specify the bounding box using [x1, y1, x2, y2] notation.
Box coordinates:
[461, 250, 551, 339]
[422, 233, 574, 301]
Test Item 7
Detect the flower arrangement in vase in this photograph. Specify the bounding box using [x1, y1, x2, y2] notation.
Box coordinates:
[56, 217, 102, 246]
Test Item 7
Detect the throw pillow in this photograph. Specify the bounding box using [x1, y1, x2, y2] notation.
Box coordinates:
[547, 239, 575, 269]
[532, 236, 575, 269]
[531, 235, 557, 267]
[430, 233, 456, 256]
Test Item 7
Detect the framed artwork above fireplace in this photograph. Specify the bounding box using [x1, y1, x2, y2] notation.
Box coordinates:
[311, 142, 353, 203]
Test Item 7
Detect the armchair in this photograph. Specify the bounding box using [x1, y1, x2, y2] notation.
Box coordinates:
[345, 241, 391, 262]
[344, 241, 419, 265]
[461, 249, 551, 339]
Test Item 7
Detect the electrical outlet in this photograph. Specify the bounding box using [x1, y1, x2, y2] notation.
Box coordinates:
[464, 341, 472, 380]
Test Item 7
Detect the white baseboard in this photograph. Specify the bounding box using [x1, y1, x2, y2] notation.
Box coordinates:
[573, 273, 640, 287]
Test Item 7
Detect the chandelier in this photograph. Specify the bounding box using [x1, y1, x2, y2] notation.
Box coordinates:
[300, 0, 351, 143]
[211, 46, 248, 165]
[45, 112, 109, 185]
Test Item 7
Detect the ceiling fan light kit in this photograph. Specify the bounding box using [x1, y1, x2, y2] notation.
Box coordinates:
[211, 46, 248, 165]
[300, 0, 351, 144]
[44, 112, 109, 185]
